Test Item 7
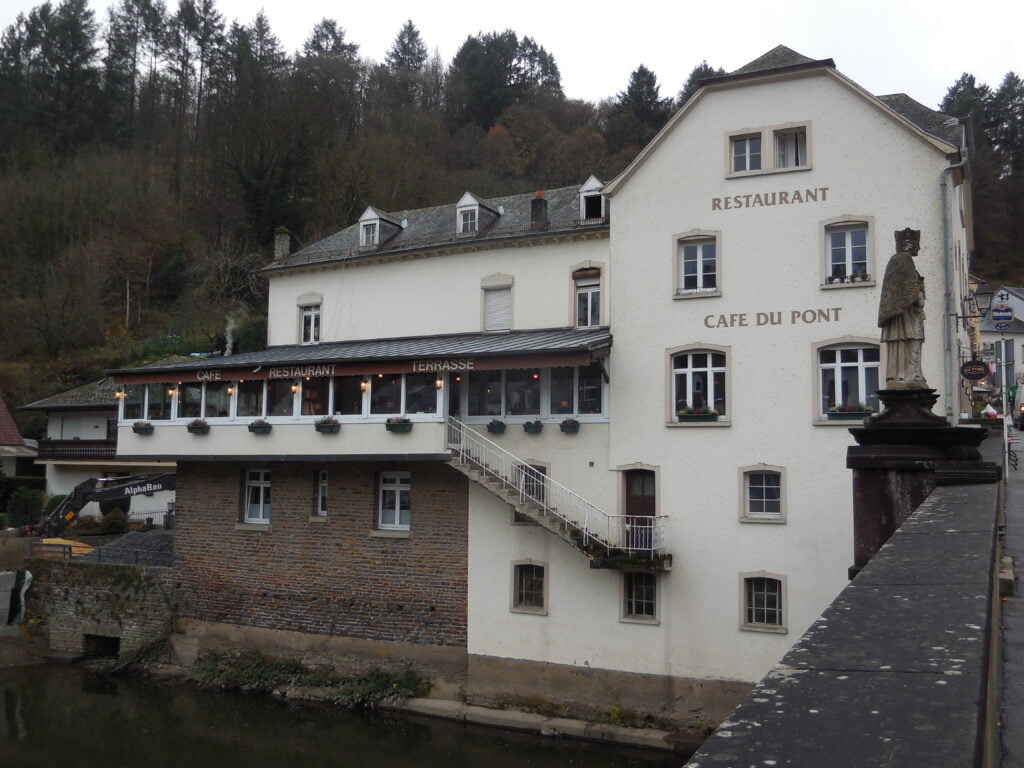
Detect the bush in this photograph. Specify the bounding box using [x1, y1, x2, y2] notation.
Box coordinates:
[98, 508, 127, 535]
[100, 496, 130, 516]
[7, 487, 43, 528]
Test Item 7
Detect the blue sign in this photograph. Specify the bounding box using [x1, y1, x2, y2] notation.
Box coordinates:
[995, 322, 1011, 331]
[991, 304, 1014, 322]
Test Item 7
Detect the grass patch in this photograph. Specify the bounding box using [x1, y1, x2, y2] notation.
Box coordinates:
[327, 667, 431, 710]
[196, 650, 339, 692]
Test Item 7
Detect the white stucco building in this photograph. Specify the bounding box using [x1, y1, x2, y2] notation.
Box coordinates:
[108, 46, 974, 726]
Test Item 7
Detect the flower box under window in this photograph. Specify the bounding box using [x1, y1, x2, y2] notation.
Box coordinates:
[314, 418, 340, 434]
[186, 420, 210, 435]
[132, 422, 154, 435]
[386, 418, 412, 433]
[248, 421, 272, 434]
[826, 410, 873, 421]
[487, 420, 506, 434]
[560, 419, 580, 434]
[523, 421, 543, 434]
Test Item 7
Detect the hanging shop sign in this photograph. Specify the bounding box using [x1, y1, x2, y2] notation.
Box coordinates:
[960, 359, 988, 381]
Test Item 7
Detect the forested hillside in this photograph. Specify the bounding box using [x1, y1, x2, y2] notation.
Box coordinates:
[0, 0, 1020, 431]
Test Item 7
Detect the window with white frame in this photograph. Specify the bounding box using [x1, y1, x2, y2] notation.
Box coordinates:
[549, 364, 603, 415]
[623, 572, 657, 621]
[741, 468, 784, 522]
[575, 276, 600, 327]
[731, 135, 761, 172]
[121, 384, 145, 421]
[818, 345, 880, 415]
[301, 304, 321, 344]
[361, 222, 378, 246]
[826, 224, 868, 281]
[511, 561, 546, 613]
[483, 286, 511, 331]
[775, 127, 807, 168]
[244, 470, 271, 524]
[146, 383, 173, 420]
[460, 208, 477, 234]
[316, 469, 328, 516]
[237, 380, 265, 418]
[741, 574, 786, 632]
[672, 350, 727, 417]
[378, 472, 411, 530]
[677, 237, 717, 294]
[464, 365, 605, 419]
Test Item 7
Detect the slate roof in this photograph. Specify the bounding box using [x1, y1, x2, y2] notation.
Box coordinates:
[0, 396, 23, 446]
[728, 45, 825, 76]
[108, 327, 613, 376]
[876, 93, 961, 147]
[697, 46, 962, 149]
[21, 378, 119, 412]
[266, 184, 604, 273]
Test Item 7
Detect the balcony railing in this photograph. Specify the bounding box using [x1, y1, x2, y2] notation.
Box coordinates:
[37, 439, 117, 460]
[446, 416, 667, 558]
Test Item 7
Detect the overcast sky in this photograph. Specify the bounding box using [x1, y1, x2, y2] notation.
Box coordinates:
[3, 0, 1021, 109]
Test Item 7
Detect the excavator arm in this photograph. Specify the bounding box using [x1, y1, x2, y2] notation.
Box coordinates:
[34, 473, 176, 538]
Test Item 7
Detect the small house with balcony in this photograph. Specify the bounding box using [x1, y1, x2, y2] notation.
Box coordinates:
[107, 45, 975, 728]
[0, 395, 36, 479]
[21, 378, 175, 523]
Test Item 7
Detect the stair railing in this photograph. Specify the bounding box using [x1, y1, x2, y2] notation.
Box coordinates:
[446, 417, 615, 554]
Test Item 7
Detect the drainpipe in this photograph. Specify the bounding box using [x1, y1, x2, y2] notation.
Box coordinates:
[941, 131, 969, 423]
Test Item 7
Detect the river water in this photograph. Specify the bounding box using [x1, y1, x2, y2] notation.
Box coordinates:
[0, 665, 683, 767]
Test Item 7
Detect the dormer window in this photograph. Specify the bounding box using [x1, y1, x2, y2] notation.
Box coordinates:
[362, 222, 378, 246]
[578, 175, 607, 222]
[460, 209, 477, 234]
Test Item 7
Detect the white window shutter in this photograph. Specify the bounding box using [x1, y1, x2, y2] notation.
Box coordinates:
[484, 287, 511, 331]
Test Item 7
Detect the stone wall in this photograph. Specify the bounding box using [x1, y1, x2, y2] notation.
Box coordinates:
[174, 460, 469, 647]
[27, 558, 175, 655]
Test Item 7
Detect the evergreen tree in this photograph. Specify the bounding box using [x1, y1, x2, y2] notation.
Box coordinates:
[385, 20, 427, 73]
[677, 59, 725, 105]
[605, 64, 672, 155]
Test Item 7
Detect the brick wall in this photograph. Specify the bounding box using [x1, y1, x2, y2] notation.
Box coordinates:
[174, 461, 468, 647]
[27, 558, 175, 655]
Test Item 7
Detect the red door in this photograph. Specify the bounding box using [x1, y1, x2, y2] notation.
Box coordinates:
[625, 470, 655, 551]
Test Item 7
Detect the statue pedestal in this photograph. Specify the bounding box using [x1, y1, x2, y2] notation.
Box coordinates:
[846, 388, 993, 578]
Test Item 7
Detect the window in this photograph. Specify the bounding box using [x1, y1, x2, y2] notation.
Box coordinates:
[316, 470, 328, 516]
[583, 194, 603, 219]
[300, 378, 331, 416]
[775, 128, 807, 168]
[460, 208, 477, 234]
[266, 380, 296, 417]
[146, 383, 173, 421]
[672, 350, 727, 418]
[740, 466, 785, 523]
[483, 286, 511, 331]
[379, 472, 410, 530]
[362, 222, 378, 246]
[818, 344, 880, 415]
[731, 135, 761, 172]
[576, 278, 600, 327]
[505, 369, 541, 416]
[178, 383, 203, 419]
[511, 561, 546, 614]
[245, 470, 271, 524]
[742, 574, 786, 632]
[677, 238, 717, 294]
[122, 384, 145, 421]
[301, 305, 320, 345]
[237, 380, 265, 418]
[827, 224, 868, 281]
[204, 381, 231, 418]
[549, 364, 603, 415]
[623, 572, 657, 621]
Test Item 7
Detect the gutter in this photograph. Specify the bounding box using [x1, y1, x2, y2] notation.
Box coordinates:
[941, 131, 969, 422]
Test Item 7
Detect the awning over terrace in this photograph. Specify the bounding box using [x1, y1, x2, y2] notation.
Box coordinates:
[109, 327, 612, 384]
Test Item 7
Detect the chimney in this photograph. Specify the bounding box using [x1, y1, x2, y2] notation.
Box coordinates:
[274, 227, 291, 260]
[531, 191, 548, 230]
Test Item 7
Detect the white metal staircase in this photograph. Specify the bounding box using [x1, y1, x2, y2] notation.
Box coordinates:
[445, 417, 670, 570]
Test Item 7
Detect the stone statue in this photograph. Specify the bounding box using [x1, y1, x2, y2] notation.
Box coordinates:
[878, 228, 926, 388]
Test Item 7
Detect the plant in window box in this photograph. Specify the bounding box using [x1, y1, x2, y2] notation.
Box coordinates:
[186, 418, 210, 435]
[132, 421, 154, 435]
[825, 275, 836, 284]
[385, 417, 413, 433]
[486, 419, 506, 434]
[248, 418, 273, 434]
[826, 403, 874, 421]
[676, 406, 720, 422]
[559, 417, 580, 434]
[523, 420, 544, 434]
[314, 416, 341, 434]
